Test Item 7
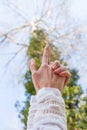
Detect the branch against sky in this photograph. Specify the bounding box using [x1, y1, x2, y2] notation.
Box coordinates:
[0, 0, 87, 83]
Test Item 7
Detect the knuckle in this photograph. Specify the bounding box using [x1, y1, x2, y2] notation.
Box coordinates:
[63, 66, 67, 70]
[55, 60, 60, 67]
[42, 63, 48, 68]
[55, 60, 60, 64]
[60, 67, 62, 71]
[61, 66, 66, 70]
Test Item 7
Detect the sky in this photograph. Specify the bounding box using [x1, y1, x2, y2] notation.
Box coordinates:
[0, 0, 87, 130]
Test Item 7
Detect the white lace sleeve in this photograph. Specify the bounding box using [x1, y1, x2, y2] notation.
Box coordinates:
[27, 88, 67, 130]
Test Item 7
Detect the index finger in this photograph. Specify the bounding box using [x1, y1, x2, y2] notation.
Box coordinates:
[42, 44, 50, 64]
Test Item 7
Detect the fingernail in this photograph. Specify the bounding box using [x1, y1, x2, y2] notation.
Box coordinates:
[52, 66, 55, 70]
[46, 43, 50, 49]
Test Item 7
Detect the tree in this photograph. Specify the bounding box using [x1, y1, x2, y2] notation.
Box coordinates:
[0, 0, 86, 67]
[15, 29, 87, 130]
[63, 69, 87, 130]
[15, 28, 61, 130]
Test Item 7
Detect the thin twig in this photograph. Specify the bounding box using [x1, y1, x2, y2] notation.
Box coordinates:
[4, 47, 25, 67]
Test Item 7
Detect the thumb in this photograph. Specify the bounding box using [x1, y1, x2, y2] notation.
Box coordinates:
[29, 59, 37, 74]
[29, 59, 39, 92]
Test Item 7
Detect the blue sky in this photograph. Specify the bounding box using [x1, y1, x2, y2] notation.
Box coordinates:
[0, 0, 87, 130]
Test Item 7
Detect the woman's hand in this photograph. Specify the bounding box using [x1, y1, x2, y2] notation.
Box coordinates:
[29, 44, 71, 93]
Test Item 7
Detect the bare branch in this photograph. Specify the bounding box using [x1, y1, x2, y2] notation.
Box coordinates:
[4, 47, 25, 68]
[0, 22, 31, 46]
[4, 0, 29, 21]
[7, 22, 30, 35]
[40, 0, 47, 18]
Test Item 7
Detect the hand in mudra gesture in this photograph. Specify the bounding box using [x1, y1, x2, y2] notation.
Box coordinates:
[29, 44, 71, 93]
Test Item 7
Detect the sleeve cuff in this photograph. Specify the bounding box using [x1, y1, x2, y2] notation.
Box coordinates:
[30, 87, 63, 105]
[36, 87, 62, 102]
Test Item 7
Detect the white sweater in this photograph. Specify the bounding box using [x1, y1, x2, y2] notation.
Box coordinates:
[27, 88, 67, 130]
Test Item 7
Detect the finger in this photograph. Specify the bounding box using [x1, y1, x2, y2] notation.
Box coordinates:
[29, 59, 37, 74]
[64, 77, 70, 86]
[52, 60, 60, 70]
[54, 66, 66, 74]
[42, 43, 50, 65]
[59, 71, 71, 78]
[29, 59, 39, 92]
[59, 71, 71, 86]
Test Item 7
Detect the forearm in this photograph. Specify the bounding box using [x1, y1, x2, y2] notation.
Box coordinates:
[27, 88, 67, 130]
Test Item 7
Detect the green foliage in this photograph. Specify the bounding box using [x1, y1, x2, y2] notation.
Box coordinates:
[63, 86, 87, 130]
[63, 86, 82, 130]
[28, 29, 60, 68]
[24, 71, 36, 95]
[63, 86, 82, 109]
[15, 29, 87, 130]
[68, 69, 80, 87]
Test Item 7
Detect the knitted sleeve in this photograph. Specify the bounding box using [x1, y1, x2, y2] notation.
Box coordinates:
[27, 88, 67, 130]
